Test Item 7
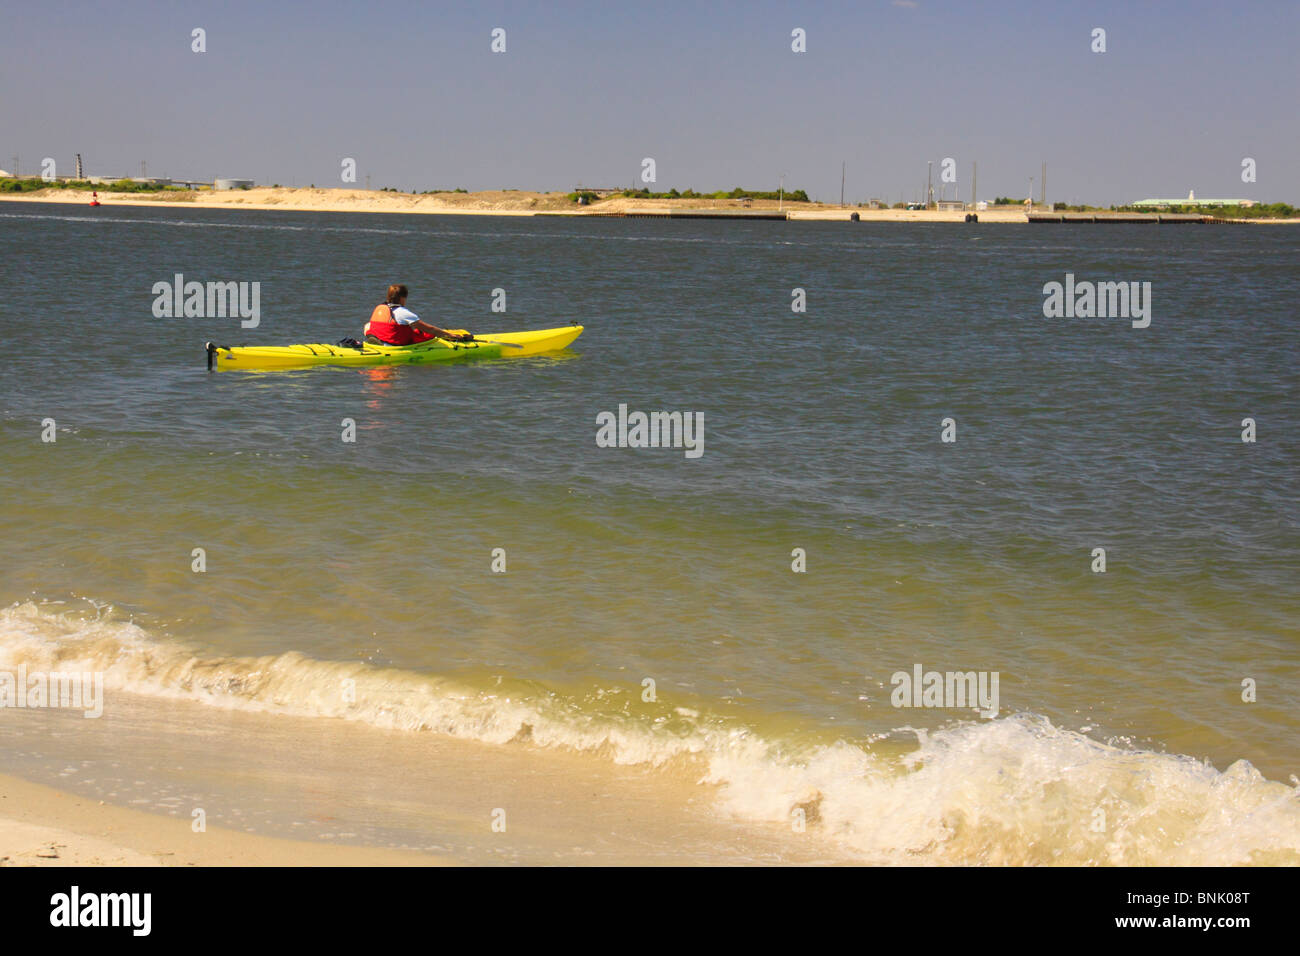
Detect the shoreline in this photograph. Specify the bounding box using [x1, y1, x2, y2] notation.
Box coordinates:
[2, 625, 1295, 866]
[0, 187, 1023, 222]
[0, 678, 850, 867]
[5, 189, 1295, 223]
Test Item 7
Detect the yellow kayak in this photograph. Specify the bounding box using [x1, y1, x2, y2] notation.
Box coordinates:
[207, 325, 583, 370]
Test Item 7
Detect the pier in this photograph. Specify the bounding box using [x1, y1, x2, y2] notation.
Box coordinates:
[1028, 212, 1244, 224]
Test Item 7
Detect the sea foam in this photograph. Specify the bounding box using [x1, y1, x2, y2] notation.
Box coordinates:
[2, 600, 1295, 865]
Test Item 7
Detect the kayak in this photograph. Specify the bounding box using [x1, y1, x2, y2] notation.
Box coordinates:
[206, 325, 583, 371]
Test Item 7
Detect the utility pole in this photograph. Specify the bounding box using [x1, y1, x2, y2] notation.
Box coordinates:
[779, 173, 784, 211]
[141, 160, 147, 179]
[972, 161, 977, 208]
[840, 161, 845, 206]
[927, 160, 934, 208]
[1041, 161, 1047, 206]
[12, 155, 18, 178]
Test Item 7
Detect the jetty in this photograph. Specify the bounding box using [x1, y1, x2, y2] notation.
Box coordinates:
[1028, 212, 1246, 225]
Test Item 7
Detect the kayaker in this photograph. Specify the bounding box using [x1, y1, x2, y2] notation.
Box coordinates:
[364, 284, 473, 346]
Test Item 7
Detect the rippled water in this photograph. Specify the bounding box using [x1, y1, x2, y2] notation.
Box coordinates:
[1, 203, 1296, 862]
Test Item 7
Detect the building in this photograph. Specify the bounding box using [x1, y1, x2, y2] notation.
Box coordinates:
[1132, 189, 1255, 209]
[214, 178, 255, 190]
[936, 199, 965, 212]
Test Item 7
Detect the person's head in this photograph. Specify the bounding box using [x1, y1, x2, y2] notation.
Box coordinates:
[386, 283, 409, 305]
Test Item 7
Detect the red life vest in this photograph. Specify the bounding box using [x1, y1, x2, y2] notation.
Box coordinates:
[364, 303, 433, 345]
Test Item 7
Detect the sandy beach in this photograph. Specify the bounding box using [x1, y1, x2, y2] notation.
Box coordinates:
[0, 773, 448, 866]
[7, 186, 1293, 222]
[0, 664, 852, 867]
[0, 185, 1030, 221]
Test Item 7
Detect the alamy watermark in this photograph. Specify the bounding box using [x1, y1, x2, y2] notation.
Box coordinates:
[1042, 273, 1151, 328]
[151, 273, 260, 327]
[50, 886, 150, 936]
[0, 665, 104, 718]
[596, 404, 704, 458]
[890, 663, 999, 718]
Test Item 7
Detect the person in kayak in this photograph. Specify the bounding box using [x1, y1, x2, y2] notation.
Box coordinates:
[364, 284, 473, 346]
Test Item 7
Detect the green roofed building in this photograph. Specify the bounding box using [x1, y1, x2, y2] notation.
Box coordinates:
[1132, 190, 1256, 209]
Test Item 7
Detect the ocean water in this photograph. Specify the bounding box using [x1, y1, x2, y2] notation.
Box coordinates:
[1, 202, 1297, 864]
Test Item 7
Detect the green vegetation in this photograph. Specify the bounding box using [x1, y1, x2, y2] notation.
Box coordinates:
[993, 196, 1027, 205]
[1053, 202, 1113, 212]
[374, 186, 473, 193]
[568, 191, 600, 204]
[0, 177, 184, 193]
[619, 186, 813, 202]
[1050, 200, 1296, 218]
[1217, 202, 1296, 218]
[1115, 202, 1297, 219]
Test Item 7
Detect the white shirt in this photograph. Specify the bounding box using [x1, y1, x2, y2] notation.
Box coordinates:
[389, 305, 419, 325]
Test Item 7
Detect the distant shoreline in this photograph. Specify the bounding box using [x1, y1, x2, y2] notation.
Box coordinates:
[3, 187, 1297, 223]
[0, 186, 1027, 222]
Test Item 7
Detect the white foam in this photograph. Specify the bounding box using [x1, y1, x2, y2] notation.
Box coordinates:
[2, 601, 1296, 864]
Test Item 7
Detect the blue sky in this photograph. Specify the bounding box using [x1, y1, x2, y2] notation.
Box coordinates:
[3, 0, 1296, 204]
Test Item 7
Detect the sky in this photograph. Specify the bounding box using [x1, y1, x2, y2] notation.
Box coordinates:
[3, 0, 1297, 205]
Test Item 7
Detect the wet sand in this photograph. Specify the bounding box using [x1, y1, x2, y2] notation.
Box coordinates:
[0, 686, 849, 866]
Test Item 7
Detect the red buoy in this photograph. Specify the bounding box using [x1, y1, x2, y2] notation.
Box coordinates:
[89, 190, 101, 207]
